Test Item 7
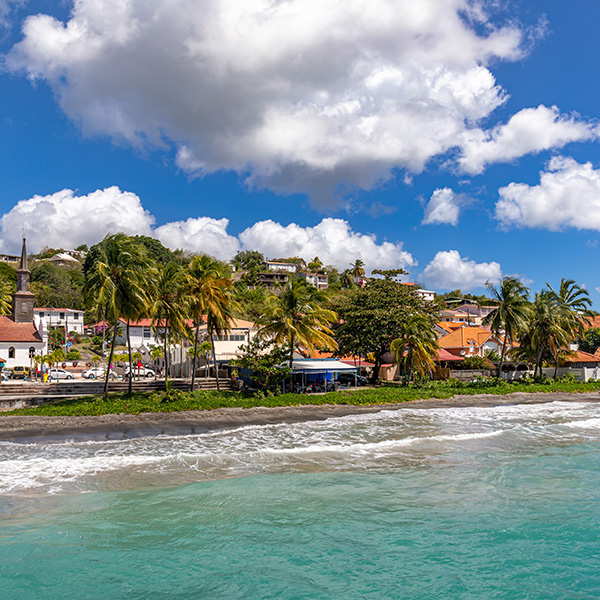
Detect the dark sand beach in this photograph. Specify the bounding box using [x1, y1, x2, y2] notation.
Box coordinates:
[0, 391, 599, 442]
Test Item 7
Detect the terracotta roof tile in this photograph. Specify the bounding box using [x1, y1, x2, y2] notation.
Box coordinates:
[0, 316, 43, 343]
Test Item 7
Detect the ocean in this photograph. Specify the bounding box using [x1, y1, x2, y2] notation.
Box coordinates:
[1, 400, 600, 599]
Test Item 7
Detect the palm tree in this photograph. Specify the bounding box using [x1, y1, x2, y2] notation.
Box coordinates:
[148, 262, 191, 384]
[482, 277, 531, 378]
[519, 291, 571, 378]
[84, 233, 151, 397]
[546, 278, 593, 377]
[258, 279, 338, 384]
[340, 269, 354, 290]
[350, 259, 366, 282]
[187, 255, 234, 391]
[390, 314, 439, 385]
[0, 277, 13, 315]
[307, 257, 324, 272]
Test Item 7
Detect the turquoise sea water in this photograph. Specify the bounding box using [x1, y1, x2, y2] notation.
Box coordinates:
[2, 401, 600, 599]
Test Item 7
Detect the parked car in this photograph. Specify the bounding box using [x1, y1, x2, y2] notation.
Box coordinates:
[124, 366, 156, 378]
[1, 368, 12, 381]
[46, 368, 74, 380]
[82, 367, 116, 380]
[336, 373, 368, 386]
[11, 366, 32, 380]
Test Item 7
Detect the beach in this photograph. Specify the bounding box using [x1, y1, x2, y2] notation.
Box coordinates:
[1, 390, 599, 441]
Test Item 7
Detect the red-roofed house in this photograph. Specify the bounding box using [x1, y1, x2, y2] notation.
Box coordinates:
[438, 326, 505, 359]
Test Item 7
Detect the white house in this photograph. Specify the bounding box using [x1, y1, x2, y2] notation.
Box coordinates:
[265, 260, 297, 274]
[299, 272, 329, 290]
[35, 308, 85, 335]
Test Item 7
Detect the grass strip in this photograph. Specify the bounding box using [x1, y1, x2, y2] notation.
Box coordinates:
[7, 379, 600, 417]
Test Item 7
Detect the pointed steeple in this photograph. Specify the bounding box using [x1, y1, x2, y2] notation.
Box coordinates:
[12, 237, 34, 323]
[18, 236, 28, 273]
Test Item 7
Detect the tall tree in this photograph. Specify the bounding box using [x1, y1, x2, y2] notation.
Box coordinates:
[148, 262, 191, 384]
[258, 279, 338, 377]
[350, 259, 366, 282]
[482, 277, 531, 377]
[390, 314, 439, 385]
[334, 275, 436, 383]
[519, 291, 571, 378]
[84, 233, 151, 397]
[187, 255, 234, 391]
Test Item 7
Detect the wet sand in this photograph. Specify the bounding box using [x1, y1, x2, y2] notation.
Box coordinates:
[0, 391, 599, 442]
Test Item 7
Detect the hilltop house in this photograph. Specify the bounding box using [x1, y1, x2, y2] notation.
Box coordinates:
[437, 325, 504, 359]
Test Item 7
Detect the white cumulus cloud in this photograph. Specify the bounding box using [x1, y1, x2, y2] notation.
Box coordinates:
[154, 217, 240, 260]
[239, 218, 414, 272]
[0, 187, 154, 253]
[422, 188, 466, 226]
[0, 187, 414, 272]
[7, 0, 529, 203]
[496, 156, 600, 231]
[422, 250, 501, 291]
[458, 105, 598, 175]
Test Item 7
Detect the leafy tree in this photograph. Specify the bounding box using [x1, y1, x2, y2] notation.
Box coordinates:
[578, 327, 600, 354]
[482, 277, 531, 376]
[232, 285, 267, 323]
[75, 244, 88, 253]
[49, 327, 65, 350]
[31, 262, 84, 309]
[232, 250, 264, 272]
[340, 269, 355, 289]
[0, 263, 16, 283]
[231, 338, 291, 393]
[334, 276, 436, 382]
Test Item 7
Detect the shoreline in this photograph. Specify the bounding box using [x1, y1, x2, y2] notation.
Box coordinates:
[0, 390, 599, 442]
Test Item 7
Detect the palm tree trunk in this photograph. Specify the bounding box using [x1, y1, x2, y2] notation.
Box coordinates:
[535, 345, 544, 378]
[127, 319, 133, 395]
[288, 333, 295, 392]
[190, 321, 200, 392]
[553, 350, 559, 379]
[498, 334, 508, 379]
[163, 325, 169, 384]
[211, 335, 220, 391]
[104, 320, 118, 398]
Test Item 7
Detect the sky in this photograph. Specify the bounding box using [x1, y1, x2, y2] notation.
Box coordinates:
[0, 0, 599, 301]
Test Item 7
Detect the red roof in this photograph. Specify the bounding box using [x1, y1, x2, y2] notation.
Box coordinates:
[564, 350, 599, 363]
[0, 316, 43, 343]
[437, 348, 464, 362]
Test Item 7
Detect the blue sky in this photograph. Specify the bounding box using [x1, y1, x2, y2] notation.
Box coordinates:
[0, 0, 599, 301]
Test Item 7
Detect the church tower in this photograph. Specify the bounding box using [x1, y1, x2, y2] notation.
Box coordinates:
[12, 237, 35, 323]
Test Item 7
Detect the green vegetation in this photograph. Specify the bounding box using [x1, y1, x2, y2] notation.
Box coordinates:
[9, 379, 600, 417]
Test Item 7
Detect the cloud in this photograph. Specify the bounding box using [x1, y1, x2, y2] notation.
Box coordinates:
[0, 187, 413, 272]
[7, 0, 529, 203]
[422, 188, 466, 226]
[496, 156, 600, 231]
[0, 0, 23, 28]
[422, 250, 501, 291]
[0, 187, 154, 253]
[239, 218, 414, 272]
[458, 105, 598, 175]
[154, 217, 240, 260]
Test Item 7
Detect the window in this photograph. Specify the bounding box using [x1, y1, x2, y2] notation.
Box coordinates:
[143, 328, 152, 339]
[8, 347, 15, 359]
[29, 347, 35, 358]
[59, 313, 65, 319]
[230, 334, 245, 342]
[39, 312, 45, 318]
[74, 313, 79, 320]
